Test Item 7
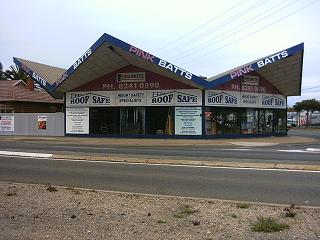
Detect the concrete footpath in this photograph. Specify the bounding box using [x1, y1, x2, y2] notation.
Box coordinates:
[0, 135, 319, 171]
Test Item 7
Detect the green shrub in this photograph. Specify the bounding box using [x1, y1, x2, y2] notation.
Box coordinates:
[237, 202, 250, 209]
[251, 217, 289, 232]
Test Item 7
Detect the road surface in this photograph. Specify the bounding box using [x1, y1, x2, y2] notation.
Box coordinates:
[0, 155, 319, 206]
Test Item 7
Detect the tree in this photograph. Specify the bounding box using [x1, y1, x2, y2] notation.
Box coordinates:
[4, 64, 29, 81]
[295, 99, 320, 127]
[0, 61, 4, 80]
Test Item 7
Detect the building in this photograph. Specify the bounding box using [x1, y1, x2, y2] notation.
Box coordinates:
[13, 33, 304, 138]
[0, 78, 63, 113]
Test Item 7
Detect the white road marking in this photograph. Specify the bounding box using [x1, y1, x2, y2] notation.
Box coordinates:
[230, 142, 278, 147]
[278, 149, 320, 153]
[0, 151, 53, 158]
[306, 148, 320, 152]
[1, 153, 319, 173]
[217, 149, 252, 151]
[278, 150, 309, 153]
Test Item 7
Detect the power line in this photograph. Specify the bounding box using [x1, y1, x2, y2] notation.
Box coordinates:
[302, 85, 320, 90]
[154, 0, 249, 53]
[171, 0, 296, 61]
[169, 0, 270, 53]
[180, 0, 320, 66]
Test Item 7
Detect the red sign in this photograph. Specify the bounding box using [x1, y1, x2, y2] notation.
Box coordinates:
[72, 65, 196, 92]
[213, 71, 282, 94]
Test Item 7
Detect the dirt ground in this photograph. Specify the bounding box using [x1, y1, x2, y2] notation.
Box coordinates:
[0, 182, 319, 240]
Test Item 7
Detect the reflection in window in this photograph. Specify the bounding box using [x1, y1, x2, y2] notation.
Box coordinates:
[224, 110, 240, 134]
[145, 107, 174, 135]
[274, 109, 287, 133]
[120, 107, 145, 134]
[241, 109, 258, 134]
[205, 111, 223, 135]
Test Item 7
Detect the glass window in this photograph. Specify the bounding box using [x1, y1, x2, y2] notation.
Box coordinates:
[241, 109, 258, 134]
[258, 109, 274, 134]
[274, 109, 287, 133]
[145, 107, 174, 135]
[90, 107, 119, 134]
[205, 107, 240, 135]
[205, 108, 223, 135]
[224, 109, 240, 134]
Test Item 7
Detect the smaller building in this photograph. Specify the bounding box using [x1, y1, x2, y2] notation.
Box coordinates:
[0, 78, 63, 113]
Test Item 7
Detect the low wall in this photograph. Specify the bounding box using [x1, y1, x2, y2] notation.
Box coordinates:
[0, 113, 64, 136]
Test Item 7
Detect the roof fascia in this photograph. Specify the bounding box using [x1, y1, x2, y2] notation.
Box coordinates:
[207, 43, 304, 89]
[13, 57, 62, 99]
[53, 33, 210, 91]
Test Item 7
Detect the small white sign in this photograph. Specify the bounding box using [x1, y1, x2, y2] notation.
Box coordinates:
[115, 91, 146, 106]
[175, 107, 202, 135]
[66, 108, 89, 134]
[117, 72, 146, 82]
[240, 92, 260, 108]
[241, 75, 259, 85]
[0, 116, 14, 132]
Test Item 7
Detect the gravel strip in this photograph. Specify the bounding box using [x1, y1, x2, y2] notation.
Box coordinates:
[0, 182, 319, 240]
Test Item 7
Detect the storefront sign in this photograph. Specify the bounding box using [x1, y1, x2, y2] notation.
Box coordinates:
[90, 91, 115, 106]
[240, 93, 259, 108]
[175, 107, 202, 135]
[115, 91, 146, 106]
[66, 92, 115, 107]
[73, 48, 92, 70]
[66, 108, 89, 134]
[205, 90, 240, 107]
[68, 89, 202, 107]
[128, 46, 193, 80]
[206, 90, 286, 109]
[174, 89, 202, 106]
[117, 72, 145, 82]
[0, 116, 14, 132]
[257, 51, 288, 68]
[260, 94, 286, 109]
[147, 90, 175, 105]
[37, 116, 47, 130]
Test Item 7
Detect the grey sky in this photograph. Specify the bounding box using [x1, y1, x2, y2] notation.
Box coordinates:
[1, 0, 319, 106]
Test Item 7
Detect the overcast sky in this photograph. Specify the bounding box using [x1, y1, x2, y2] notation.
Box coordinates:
[1, 0, 319, 106]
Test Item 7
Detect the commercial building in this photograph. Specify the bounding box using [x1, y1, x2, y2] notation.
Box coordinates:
[14, 33, 304, 138]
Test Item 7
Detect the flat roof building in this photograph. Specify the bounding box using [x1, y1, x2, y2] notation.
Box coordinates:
[14, 33, 304, 138]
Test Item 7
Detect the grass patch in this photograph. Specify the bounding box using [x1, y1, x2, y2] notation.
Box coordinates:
[174, 204, 198, 218]
[251, 217, 289, 232]
[156, 219, 167, 224]
[237, 202, 250, 209]
[180, 204, 198, 214]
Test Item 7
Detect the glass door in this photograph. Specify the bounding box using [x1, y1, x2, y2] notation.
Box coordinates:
[120, 107, 145, 135]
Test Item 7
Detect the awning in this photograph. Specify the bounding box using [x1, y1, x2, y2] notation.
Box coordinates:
[207, 43, 304, 96]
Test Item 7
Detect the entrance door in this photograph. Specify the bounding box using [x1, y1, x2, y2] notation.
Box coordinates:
[120, 107, 145, 135]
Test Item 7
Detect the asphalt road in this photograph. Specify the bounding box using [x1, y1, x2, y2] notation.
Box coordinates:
[0, 138, 319, 165]
[0, 156, 319, 206]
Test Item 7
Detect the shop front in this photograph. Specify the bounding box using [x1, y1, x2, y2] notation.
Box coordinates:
[13, 33, 304, 138]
